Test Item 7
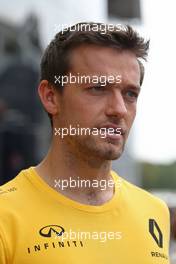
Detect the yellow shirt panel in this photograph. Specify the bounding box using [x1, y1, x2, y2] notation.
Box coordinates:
[0, 167, 170, 264]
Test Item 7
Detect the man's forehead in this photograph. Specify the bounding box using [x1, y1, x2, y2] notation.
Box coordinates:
[69, 45, 140, 84]
[70, 44, 137, 60]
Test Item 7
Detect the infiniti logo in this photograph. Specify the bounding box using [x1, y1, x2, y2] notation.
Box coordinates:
[39, 225, 65, 238]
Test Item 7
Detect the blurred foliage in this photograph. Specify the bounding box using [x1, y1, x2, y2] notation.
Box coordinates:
[141, 161, 176, 189]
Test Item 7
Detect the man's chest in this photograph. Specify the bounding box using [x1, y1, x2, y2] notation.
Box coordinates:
[10, 209, 169, 264]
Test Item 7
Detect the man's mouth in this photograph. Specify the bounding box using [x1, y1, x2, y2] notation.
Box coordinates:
[94, 124, 126, 142]
[99, 124, 126, 136]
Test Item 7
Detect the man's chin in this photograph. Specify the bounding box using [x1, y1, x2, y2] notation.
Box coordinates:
[67, 135, 124, 161]
[94, 142, 124, 160]
[86, 136, 125, 160]
[102, 149, 123, 160]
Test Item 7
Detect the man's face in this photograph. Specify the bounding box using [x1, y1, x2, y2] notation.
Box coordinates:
[54, 45, 141, 161]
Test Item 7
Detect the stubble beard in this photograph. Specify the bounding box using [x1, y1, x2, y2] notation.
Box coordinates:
[65, 133, 125, 164]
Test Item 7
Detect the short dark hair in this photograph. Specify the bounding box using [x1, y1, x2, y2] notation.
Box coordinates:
[40, 22, 149, 126]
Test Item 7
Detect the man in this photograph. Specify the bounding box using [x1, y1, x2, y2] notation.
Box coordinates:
[0, 22, 170, 263]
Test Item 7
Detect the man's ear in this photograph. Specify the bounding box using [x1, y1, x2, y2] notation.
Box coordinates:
[38, 80, 60, 116]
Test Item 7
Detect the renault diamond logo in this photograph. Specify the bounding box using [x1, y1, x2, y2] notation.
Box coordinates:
[149, 219, 163, 248]
[39, 225, 65, 238]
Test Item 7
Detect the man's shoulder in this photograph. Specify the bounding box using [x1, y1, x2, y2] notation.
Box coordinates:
[112, 170, 169, 213]
[0, 168, 31, 211]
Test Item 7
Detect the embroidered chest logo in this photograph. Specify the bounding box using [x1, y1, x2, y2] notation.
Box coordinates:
[149, 219, 163, 248]
[39, 225, 65, 238]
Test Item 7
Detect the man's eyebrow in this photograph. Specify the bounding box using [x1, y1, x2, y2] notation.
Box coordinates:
[125, 84, 141, 92]
[83, 78, 141, 91]
[85, 79, 121, 86]
[106, 82, 141, 92]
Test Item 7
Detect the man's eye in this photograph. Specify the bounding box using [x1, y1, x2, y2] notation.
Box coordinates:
[125, 91, 138, 100]
[89, 86, 106, 92]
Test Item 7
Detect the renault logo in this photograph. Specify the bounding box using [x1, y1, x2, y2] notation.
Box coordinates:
[149, 219, 163, 248]
[39, 225, 65, 238]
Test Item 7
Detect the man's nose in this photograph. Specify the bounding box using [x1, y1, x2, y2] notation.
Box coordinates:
[105, 92, 127, 118]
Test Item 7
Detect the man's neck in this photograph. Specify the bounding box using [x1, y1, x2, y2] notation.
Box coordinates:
[35, 140, 114, 205]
